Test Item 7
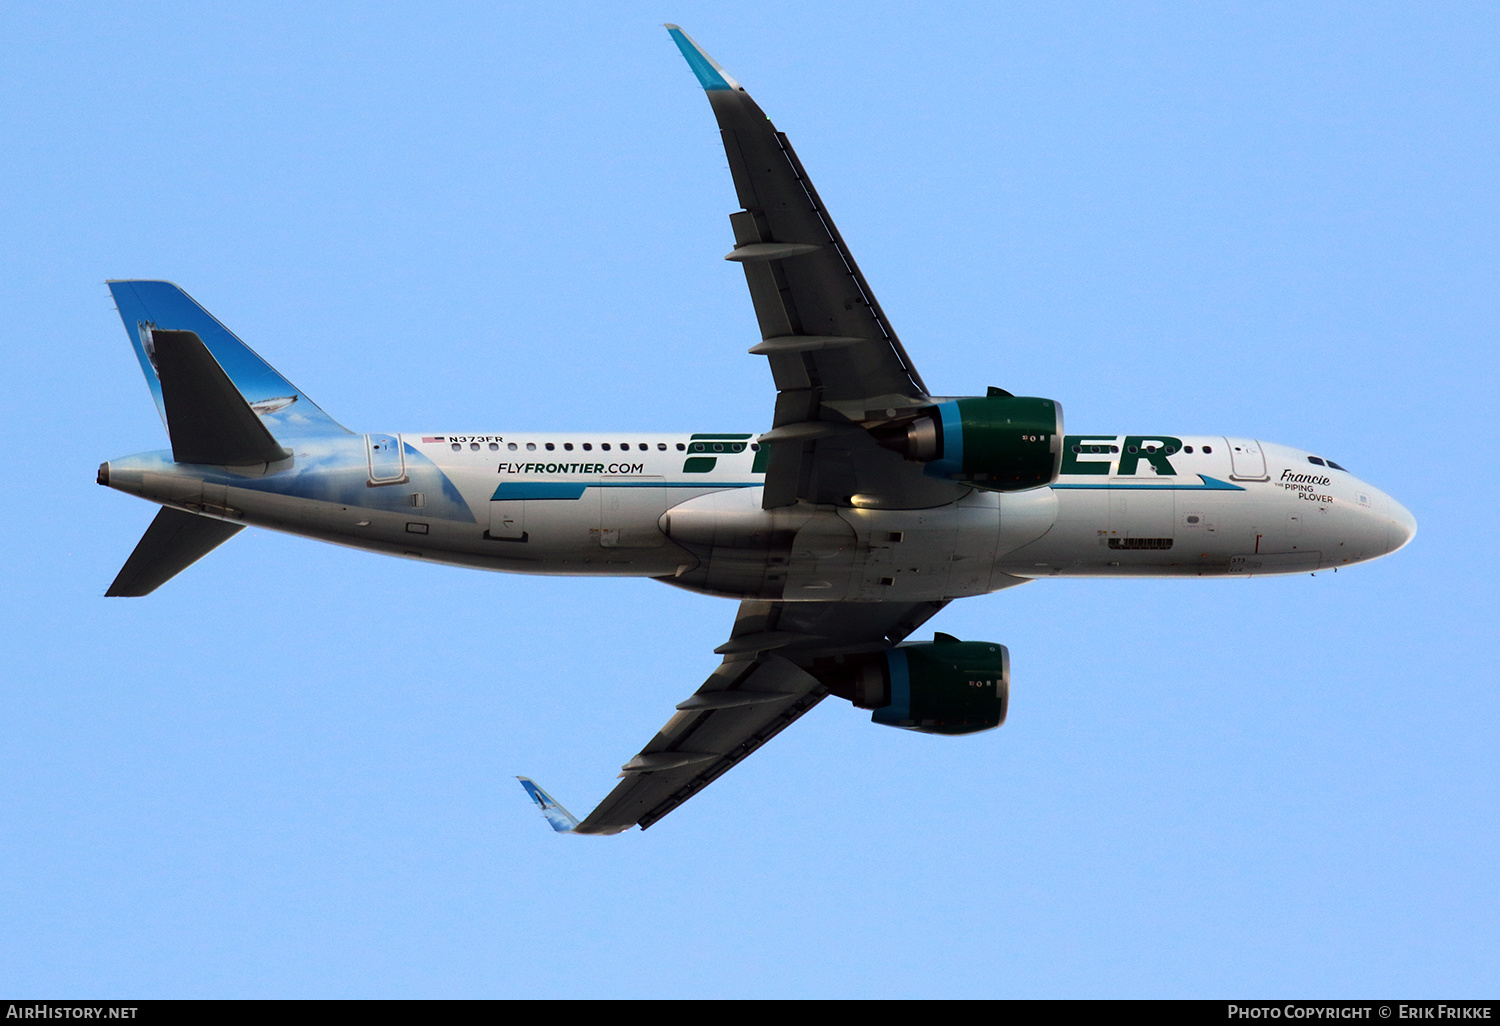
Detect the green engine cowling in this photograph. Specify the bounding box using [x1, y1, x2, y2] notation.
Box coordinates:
[821, 634, 1010, 736]
[874, 393, 1064, 492]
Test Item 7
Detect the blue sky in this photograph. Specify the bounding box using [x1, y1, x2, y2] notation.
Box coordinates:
[3, 1, 1496, 998]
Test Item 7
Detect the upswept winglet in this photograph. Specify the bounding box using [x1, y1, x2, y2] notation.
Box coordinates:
[664, 24, 740, 92]
[516, 777, 581, 834]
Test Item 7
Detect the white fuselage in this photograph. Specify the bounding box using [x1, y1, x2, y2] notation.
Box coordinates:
[102, 431, 1416, 601]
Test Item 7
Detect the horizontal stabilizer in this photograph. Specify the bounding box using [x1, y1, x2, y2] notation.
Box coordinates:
[105, 507, 243, 597]
[516, 777, 581, 834]
[155, 329, 292, 467]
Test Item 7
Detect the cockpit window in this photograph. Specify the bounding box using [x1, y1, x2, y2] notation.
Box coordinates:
[1307, 455, 1347, 471]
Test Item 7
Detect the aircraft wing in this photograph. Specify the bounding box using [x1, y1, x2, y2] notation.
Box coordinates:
[518, 29, 973, 835]
[667, 26, 965, 510]
[549, 597, 948, 834]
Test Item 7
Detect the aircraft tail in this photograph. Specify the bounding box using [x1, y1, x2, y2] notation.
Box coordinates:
[102, 280, 350, 596]
[99, 324, 289, 594]
[107, 280, 350, 439]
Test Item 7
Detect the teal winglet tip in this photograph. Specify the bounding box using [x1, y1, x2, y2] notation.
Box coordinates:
[665, 24, 736, 91]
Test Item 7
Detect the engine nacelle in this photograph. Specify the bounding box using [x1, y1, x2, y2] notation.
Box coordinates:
[820, 634, 1010, 736]
[874, 393, 1063, 492]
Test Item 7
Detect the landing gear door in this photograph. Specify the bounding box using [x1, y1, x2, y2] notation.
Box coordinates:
[784, 512, 857, 600]
[1225, 437, 1269, 481]
[366, 433, 409, 486]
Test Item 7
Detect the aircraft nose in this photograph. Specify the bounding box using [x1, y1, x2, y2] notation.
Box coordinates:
[1387, 497, 1417, 554]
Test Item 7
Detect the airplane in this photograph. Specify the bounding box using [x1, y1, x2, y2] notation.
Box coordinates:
[97, 25, 1416, 835]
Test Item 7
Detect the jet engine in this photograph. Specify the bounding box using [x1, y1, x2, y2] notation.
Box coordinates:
[873, 392, 1063, 492]
[819, 634, 1010, 735]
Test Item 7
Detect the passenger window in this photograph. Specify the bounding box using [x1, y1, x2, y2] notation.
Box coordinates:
[1184, 446, 1194, 454]
[602, 443, 611, 451]
[1202, 445, 1212, 454]
[545, 442, 555, 451]
[582, 443, 592, 451]
[507, 442, 518, 451]
[526, 442, 536, 451]
[677, 443, 687, 451]
[657, 443, 667, 451]
[450, 443, 461, 451]
[470, 442, 480, 451]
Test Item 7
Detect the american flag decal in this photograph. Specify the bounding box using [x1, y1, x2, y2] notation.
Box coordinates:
[422, 436, 445, 443]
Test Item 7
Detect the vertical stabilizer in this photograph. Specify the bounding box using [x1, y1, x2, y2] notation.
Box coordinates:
[108, 280, 350, 439]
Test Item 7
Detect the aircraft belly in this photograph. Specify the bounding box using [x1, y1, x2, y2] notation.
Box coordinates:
[998, 487, 1106, 576]
[841, 499, 1001, 601]
[1001, 486, 1253, 577]
[666, 493, 1015, 602]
